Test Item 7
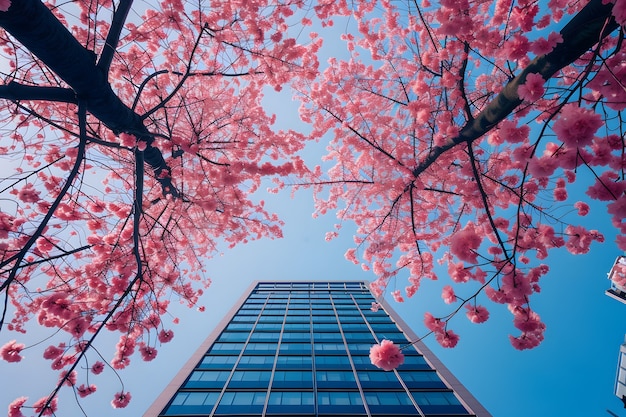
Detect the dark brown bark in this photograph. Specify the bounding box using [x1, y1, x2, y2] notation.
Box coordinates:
[0, 0, 177, 195]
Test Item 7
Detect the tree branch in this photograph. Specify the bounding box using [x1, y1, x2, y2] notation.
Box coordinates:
[412, 0, 618, 177]
[97, 0, 133, 75]
[0, 81, 76, 103]
[0, 0, 178, 196]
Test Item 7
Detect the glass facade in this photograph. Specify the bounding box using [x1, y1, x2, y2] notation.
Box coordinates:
[147, 281, 491, 417]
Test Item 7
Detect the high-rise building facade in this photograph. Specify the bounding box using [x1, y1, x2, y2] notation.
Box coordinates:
[144, 281, 491, 417]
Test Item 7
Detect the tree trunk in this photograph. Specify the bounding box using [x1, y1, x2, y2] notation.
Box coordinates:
[0, 0, 175, 194]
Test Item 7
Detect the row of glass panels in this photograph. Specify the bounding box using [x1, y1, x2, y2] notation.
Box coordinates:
[165, 389, 468, 416]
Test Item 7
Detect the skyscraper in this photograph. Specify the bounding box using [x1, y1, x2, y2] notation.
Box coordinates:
[144, 281, 491, 417]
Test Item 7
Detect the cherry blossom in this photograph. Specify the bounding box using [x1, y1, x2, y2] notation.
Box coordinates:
[518, 73, 545, 102]
[449, 223, 481, 264]
[1, 340, 24, 363]
[8, 397, 27, 417]
[0, 0, 10, 12]
[77, 384, 97, 398]
[158, 329, 174, 343]
[553, 104, 603, 148]
[140, 345, 158, 361]
[111, 391, 132, 409]
[369, 339, 405, 371]
[436, 330, 460, 348]
[424, 313, 446, 333]
[441, 286, 457, 304]
[465, 305, 490, 324]
[91, 361, 105, 375]
[33, 396, 57, 416]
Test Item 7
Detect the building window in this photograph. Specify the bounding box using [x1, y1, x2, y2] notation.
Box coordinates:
[314, 343, 347, 352]
[199, 355, 237, 367]
[314, 355, 352, 367]
[276, 355, 313, 368]
[398, 370, 442, 382]
[318, 391, 363, 406]
[357, 370, 399, 382]
[268, 391, 314, 406]
[237, 355, 275, 366]
[255, 323, 282, 331]
[316, 370, 356, 382]
[188, 370, 230, 382]
[273, 370, 313, 382]
[364, 391, 414, 406]
[411, 391, 462, 406]
[284, 323, 311, 331]
[249, 332, 278, 341]
[281, 332, 311, 341]
[225, 323, 254, 331]
[343, 332, 376, 341]
[210, 342, 245, 352]
[314, 332, 343, 341]
[230, 370, 271, 382]
[347, 343, 374, 352]
[216, 332, 249, 342]
[164, 391, 220, 415]
[244, 343, 278, 352]
[218, 391, 266, 406]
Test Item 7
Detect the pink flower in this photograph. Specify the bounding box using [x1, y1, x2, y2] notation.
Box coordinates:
[140, 345, 158, 361]
[518, 73, 545, 102]
[1, 340, 25, 363]
[554, 187, 567, 201]
[43, 345, 64, 360]
[530, 32, 563, 55]
[436, 330, 460, 348]
[553, 104, 603, 148]
[391, 290, 404, 302]
[424, 312, 445, 332]
[465, 305, 490, 323]
[511, 306, 543, 332]
[449, 223, 481, 263]
[0, 0, 10, 12]
[111, 391, 132, 408]
[51, 355, 69, 370]
[17, 183, 39, 203]
[91, 361, 105, 375]
[441, 285, 457, 304]
[369, 340, 404, 371]
[67, 317, 89, 338]
[59, 370, 77, 386]
[8, 397, 27, 417]
[33, 396, 57, 416]
[119, 132, 136, 147]
[370, 302, 380, 312]
[158, 329, 174, 343]
[405, 283, 418, 298]
[574, 201, 589, 216]
[77, 384, 97, 398]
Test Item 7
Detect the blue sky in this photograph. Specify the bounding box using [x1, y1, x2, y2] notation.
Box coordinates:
[1, 3, 625, 417]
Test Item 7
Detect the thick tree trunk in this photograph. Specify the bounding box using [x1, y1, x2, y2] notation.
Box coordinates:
[0, 0, 176, 195]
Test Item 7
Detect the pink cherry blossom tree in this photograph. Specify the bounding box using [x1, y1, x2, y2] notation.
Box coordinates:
[295, 0, 624, 352]
[0, 0, 319, 413]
